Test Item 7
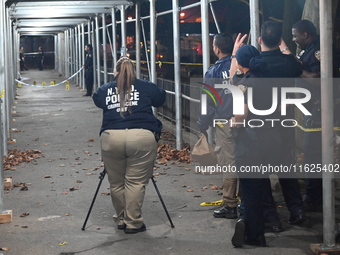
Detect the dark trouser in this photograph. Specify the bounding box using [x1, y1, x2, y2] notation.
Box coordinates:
[20, 60, 26, 71]
[304, 124, 322, 206]
[235, 127, 281, 240]
[38, 59, 43, 70]
[85, 69, 94, 95]
[239, 178, 266, 240]
[263, 125, 303, 220]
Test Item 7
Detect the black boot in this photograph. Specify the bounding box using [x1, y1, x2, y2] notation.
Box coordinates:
[213, 205, 237, 219]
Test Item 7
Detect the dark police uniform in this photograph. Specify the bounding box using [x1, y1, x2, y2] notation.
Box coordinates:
[197, 55, 233, 132]
[297, 38, 322, 209]
[235, 69, 282, 242]
[84, 50, 94, 96]
[260, 49, 305, 225]
[197, 56, 238, 210]
[38, 49, 44, 71]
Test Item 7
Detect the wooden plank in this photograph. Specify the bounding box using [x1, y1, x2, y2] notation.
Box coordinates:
[0, 210, 12, 224]
[310, 243, 340, 255]
[4, 177, 12, 190]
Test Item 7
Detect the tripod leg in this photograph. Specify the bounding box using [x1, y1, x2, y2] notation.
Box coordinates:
[151, 176, 175, 228]
[81, 169, 106, 230]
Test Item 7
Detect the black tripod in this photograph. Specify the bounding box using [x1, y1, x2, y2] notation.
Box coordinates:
[81, 168, 174, 230]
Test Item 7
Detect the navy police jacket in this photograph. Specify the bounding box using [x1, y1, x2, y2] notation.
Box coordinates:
[84, 50, 93, 70]
[93, 79, 166, 135]
[197, 56, 233, 132]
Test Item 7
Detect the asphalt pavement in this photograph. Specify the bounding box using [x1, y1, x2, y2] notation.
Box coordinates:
[0, 69, 338, 255]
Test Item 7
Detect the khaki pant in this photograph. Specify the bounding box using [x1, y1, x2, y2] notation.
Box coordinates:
[214, 124, 239, 207]
[101, 129, 157, 228]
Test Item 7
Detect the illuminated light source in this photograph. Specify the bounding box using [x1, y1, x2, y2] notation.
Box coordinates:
[127, 53, 130, 57]
[128, 16, 133, 20]
[180, 12, 185, 17]
[147, 49, 150, 52]
[180, 20, 185, 23]
[159, 55, 163, 58]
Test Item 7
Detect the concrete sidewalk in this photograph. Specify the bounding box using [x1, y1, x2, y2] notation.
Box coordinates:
[0, 69, 335, 255]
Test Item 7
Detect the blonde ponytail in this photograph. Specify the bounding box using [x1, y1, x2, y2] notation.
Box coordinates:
[115, 57, 136, 116]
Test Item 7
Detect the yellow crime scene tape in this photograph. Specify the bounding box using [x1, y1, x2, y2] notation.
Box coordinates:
[200, 200, 223, 206]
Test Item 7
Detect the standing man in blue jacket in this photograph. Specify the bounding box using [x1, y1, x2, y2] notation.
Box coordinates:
[82, 44, 94, 97]
[197, 33, 238, 219]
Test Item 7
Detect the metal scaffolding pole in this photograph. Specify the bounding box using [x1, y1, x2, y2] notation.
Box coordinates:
[95, 15, 101, 89]
[102, 13, 108, 84]
[200, 0, 212, 144]
[91, 20, 97, 89]
[65, 30, 69, 77]
[57, 33, 61, 73]
[249, 0, 260, 49]
[209, 2, 221, 34]
[120, 5, 127, 57]
[81, 23, 85, 90]
[4, 7, 11, 146]
[70, 28, 74, 79]
[150, 0, 156, 84]
[54, 35, 58, 71]
[320, 0, 337, 249]
[135, 2, 141, 78]
[87, 21, 91, 45]
[172, 0, 182, 150]
[75, 26, 79, 84]
[112, 7, 118, 68]
[0, 0, 6, 213]
[78, 24, 82, 85]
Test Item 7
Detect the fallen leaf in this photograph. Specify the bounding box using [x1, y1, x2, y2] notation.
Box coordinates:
[65, 213, 72, 216]
[44, 175, 52, 178]
[76, 180, 83, 183]
[21, 226, 28, 228]
[101, 192, 110, 196]
[61, 192, 69, 195]
[89, 139, 95, 142]
[187, 189, 194, 192]
[20, 186, 28, 191]
[0, 247, 10, 251]
[69, 187, 78, 191]
[194, 195, 201, 198]
[184, 168, 191, 171]
[20, 212, 29, 217]
[210, 185, 219, 190]
[182, 185, 187, 187]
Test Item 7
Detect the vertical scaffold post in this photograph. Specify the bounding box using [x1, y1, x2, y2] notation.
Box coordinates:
[112, 7, 118, 68]
[320, 0, 336, 249]
[135, 2, 141, 78]
[102, 13, 107, 84]
[149, 0, 156, 84]
[172, 0, 182, 150]
[249, 0, 260, 49]
[120, 5, 127, 57]
[95, 15, 101, 90]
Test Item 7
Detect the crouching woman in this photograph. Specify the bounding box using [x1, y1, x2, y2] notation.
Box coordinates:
[93, 57, 166, 234]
